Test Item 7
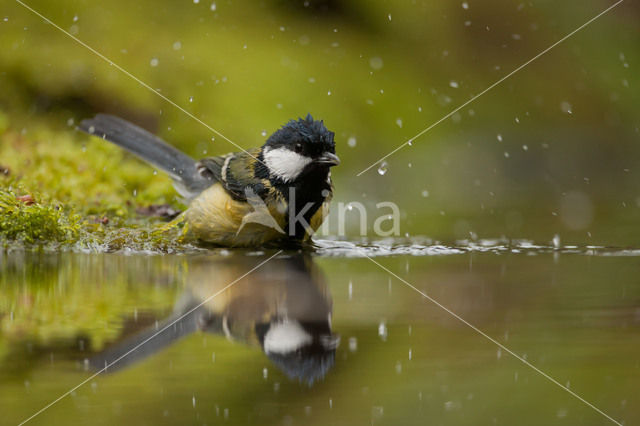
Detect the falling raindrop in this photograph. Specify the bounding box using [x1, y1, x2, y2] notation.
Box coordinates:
[369, 57, 384, 70]
[449, 80, 459, 88]
[173, 41, 182, 50]
[150, 58, 159, 67]
[261, 130, 267, 137]
[552, 234, 561, 249]
[496, 134, 503, 142]
[210, 2, 217, 11]
[560, 101, 573, 114]
[347, 136, 357, 147]
[348, 337, 358, 352]
[189, 96, 194, 103]
[377, 162, 388, 176]
[462, 2, 469, 9]
[421, 190, 429, 197]
[378, 321, 388, 340]
[395, 118, 403, 128]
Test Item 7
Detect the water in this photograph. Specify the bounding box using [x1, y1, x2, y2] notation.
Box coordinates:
[1, 241, 638, 425]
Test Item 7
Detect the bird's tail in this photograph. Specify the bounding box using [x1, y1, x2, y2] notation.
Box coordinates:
[88, 296, 205, 373]
[78, 114, 211, 199]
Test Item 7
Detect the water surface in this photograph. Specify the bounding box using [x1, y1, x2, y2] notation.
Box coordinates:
[1, 242, 638, 425]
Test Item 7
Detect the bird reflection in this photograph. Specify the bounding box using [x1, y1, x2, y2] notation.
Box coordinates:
[90, 253, 339, 385]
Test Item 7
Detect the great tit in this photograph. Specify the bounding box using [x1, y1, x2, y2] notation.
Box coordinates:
[78, 114, 340, 247]
[90, 253, 339, 385]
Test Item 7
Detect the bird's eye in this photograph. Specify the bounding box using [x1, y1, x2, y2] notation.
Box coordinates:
[294, 143, 303, 153]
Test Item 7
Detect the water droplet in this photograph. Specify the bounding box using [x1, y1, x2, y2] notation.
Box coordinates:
[88, 125, 95, 134]
[560, 101, 573, 114]
[189, 96, 194, 103]
[377, 162, 388, 176]
[193, 0, 199, 3]
[407, 139, 413, 146]
[522, 144, 528, 151]
[348, 337, 358, 352]
[378, 321, 387, 340]
[504, 152, 510, 158]
[462, 1, 469, 9]
[421, 190, 429, 197]
[263, 368, 268, 379]
[552, 234, 561, 249]
[210, 2, 217, 11]
[261, 130, 267, 137]
[347, 136, 357, 147]
[327, 90, 332, 96]
[173, 41, 182, 50]
[496, 134, 503, 142]
[369, 57, 384, 70]
[150, 58, 159, 67]
[449, 80, 459, 88]
[73, 15, 79, 22]
[192, 396, 196, 408]
[515, 116, 520, 123]
[395, 118, 403, 128]
[387, 13, 392, 21]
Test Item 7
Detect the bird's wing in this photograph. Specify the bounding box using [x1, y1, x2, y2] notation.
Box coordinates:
[197, 148, 266, 201]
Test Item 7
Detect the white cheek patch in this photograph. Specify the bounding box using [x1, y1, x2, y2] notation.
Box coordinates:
[263, 320, 313, 354]
[263, 147, 312, 182]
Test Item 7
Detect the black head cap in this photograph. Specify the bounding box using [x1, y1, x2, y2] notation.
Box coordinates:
[264, 114, 336, 158]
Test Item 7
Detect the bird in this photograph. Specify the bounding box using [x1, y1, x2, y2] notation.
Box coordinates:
[78, 113, 340, 247]
[89, 254, 340, 385]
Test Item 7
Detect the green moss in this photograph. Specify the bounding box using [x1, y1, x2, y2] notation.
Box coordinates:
[0, 187, 81, 245]
[0, 119, 192, 251]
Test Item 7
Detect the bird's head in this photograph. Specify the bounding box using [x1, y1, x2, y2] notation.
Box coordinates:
[261, 114, 339, 183]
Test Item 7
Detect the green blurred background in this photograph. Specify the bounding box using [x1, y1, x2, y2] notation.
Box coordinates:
[1, 0, 639, 245]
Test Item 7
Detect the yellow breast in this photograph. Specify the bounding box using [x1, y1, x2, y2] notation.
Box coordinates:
[185, 183, 284, 246]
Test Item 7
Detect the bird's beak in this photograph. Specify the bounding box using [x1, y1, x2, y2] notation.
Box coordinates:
[315, 152, 340, 166]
